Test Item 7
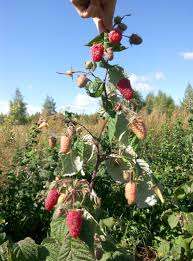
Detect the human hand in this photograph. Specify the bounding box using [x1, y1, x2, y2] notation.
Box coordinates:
[71, 0, 117, 33]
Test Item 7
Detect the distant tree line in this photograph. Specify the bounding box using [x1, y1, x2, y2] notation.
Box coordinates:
[0, 84, 193, 125]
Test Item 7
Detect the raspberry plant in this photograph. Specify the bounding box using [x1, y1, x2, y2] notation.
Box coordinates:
[0, 14, 165, 261]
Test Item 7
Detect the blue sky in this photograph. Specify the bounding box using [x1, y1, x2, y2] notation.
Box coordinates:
[0, 0, 193, 114]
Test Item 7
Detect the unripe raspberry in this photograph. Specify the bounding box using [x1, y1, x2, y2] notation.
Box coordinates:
[129, 34, 143, 45]
[48, 136, 57, 148]
[45, 188, 60, 212]
[91, 43, 104, 62]
[66, 209, 83, 238]
[117, 78, 133, 101]
[108, 29, 122, 44]
[38, 121, 48, 130]
[85, 61, 96, 70]
[125, 182, 137, 205]
[57, 193, 66, 205]
[129, 117, 147, 140]
[104, 47, 114, 61]
[66, 125, 75, 137]
[65, 70, 74, 77]
[60, 135, 72, 154]
[76, 74, 89, 88]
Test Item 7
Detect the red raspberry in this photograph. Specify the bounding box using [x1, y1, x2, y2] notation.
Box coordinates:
[45, 188, 60, 212]
[117, 78, 133, 101]
[66, 210, 83, 238]
[91, 43, 104, 62]
[108, 29, 122, 44]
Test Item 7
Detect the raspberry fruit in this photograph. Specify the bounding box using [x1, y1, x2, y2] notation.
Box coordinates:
[45, 188, 60, 212]
[76, 74, 89, 88]
[117, 78, 133, 101]
[129, 34, 143, 45]
[108, 29, 122, 44]
[129, 117, 147, 140]
[104, 47, 114, 61]
[66, 209, 83, 238]
[60, 135, 71, 154]
[91, 43, 104, 62]
[125, 182, 137, 205]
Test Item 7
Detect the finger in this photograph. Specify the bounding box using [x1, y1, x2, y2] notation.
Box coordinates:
[102, 0, 117, 31]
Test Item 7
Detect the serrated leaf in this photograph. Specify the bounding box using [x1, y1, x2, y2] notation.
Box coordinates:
[41, 238, 60, 261]
[108, 65, 125, 85]
[136, 181, 156, 209]
[13, 237, 39, 261]
[100, 217, 116, 229]
[86, 78, 104, 98]
[108, 115, 117, 143]
[58, 236, 94, 261]
[112, 44, 128, 52]
[86, 33, 104, 47]
[101, 96, 115, 117]
[167, 213, 179, 229]
[0, 241, 13, 261]
[105, 156, 129, 183]
[157, 240, 170, 258]
[50, 217, 68, 244]
[0, 233, 6, 245]
[114, 113, 129, 144]
[183, 213, 193, 234]
[79, 217, 96, 253]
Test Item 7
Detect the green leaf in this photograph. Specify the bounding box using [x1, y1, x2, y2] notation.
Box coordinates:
[136, 180, 155, 209]
[105, 156, 129, 183]
[101, 96, 115, 117]
[13, 237, 39, 261]
[0, 241, 13, 261]
[157, 240, 170, 258]
[114, 113, 129, 144]
[168, 213, 179, 229]
[58, 236, 94, 261]
[86, 78, 104, 98]
[100, 217, 116, 229]
[108, 65, 125, 85]
[112, 44, 128, 52]
[80, 217, 96, 253]
[183, 213, 193, 234]
[41, 238, 60, 261]
[86, 33, 104, 47]
[0, 233, 6, 245]
[50, 217, 68, 244]
[108, 115, 117, 143]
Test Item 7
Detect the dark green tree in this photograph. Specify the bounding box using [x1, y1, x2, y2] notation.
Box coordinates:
[42, 96, 56, 116]
[9, 88, 28, 124]
[0, 113, 5, 124]
[145, 92, 154, 114]
[182, 83, 193, 111]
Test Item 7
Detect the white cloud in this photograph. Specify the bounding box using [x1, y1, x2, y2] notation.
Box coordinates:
[155, 71, 165, 80]
[27, 105, 41, 114]
[0, 101, 9, 114]
[61, 93, 99, 114]
[180, 52, 193, 60]
[130, 73, 154, 92]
